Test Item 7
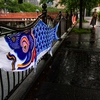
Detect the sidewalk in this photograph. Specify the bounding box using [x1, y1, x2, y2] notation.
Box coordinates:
[32, 17, 100, 100]
[69, 17, 100, 52]
[33, 82, 100, 100]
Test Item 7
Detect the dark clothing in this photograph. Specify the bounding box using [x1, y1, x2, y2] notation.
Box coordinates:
[90, 17, 97, 26]
[92, 12, 97, 18]
[90, 11, 97, 27]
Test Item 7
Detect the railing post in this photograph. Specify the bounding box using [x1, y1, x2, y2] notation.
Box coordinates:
[58, 11, 62, 40]
[0, 69, 4, 100]
[42, 3, 50, 59]
[65, 11, 69, 30]
[42, 3, 47, 24]
[70, 8, 73, 26]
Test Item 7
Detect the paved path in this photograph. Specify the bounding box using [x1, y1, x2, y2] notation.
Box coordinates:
[67, 17, 100, 53]
[32, 17, 100, 100]
[21, 17, 100, 100]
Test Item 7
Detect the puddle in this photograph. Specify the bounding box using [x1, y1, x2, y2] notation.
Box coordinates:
[48, 39, 100, 90]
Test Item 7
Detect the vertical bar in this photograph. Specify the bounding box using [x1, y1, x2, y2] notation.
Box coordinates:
[13, 72, 15, 88]
[42, 3, 48, 59]
[58, 21, 61, 38]
[31, 66, 33, 71]
[58, 11, 62, 40]
[25, 70, 27, 77]
[70, 8, 73, 26]
[79, 0, 83, 28]
[7, 72, 10, 93]
[22, 71, 24, 81]
[0, 69, 4, 100]
[18, 72, 20, 84]
[28, 68, 31, 73]
[65, 11, 69, 30]
[42, 3, 47, 24]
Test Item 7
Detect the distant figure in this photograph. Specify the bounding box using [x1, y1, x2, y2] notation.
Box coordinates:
[90, 9, 97, 28]
[72, 13, 76, 25]
[36, 9, 39, 16]
[65, 11, 69, 19]
[47, 16, 53, 28]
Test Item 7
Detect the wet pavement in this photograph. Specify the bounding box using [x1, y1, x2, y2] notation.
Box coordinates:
[32, 42, 100, 100]
[31, 17, 100, 100]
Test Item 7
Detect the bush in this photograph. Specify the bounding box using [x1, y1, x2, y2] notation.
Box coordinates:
[98, 11, 100, 21]
[72, 27, 90, 34]
[47, 7, 65, 12]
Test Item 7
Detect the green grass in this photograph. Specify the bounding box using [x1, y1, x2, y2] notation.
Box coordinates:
[77, 19, 89, 23]
[72, 27, 90, 34]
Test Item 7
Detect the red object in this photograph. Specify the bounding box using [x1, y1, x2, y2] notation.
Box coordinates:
[72, 14, 76, 24]
[98, 4, 100, 6]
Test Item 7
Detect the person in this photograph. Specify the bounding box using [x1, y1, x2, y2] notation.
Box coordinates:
[90, 9, 97, 28]
[72, 13, 76, 25]
[47, 16, 53, 28]
[90, 9, 97, 39]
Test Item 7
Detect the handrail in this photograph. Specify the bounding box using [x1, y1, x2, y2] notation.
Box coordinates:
[0, 14, 44, 36]
[0, 7, 72, 100]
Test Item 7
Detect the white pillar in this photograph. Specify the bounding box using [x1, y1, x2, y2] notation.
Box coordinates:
[84, 8, 86, 17]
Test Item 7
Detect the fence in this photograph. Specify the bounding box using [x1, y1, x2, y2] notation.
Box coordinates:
[0, 3, 73, 100]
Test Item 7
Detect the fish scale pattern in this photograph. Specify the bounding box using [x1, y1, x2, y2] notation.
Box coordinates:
[33, 20, 59, 56]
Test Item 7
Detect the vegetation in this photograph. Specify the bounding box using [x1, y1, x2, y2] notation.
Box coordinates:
[40, 0, 100, 28]
[98, 11, 100, 21]
[72, 27, 91, 34]
[47, 7, 65, 12]
[0, 0, 42, 12]
[40, 0, 100, 12]
[77, 19, 89, 23]
[40, 0, 53, 4]
[0, 0, 66, 12]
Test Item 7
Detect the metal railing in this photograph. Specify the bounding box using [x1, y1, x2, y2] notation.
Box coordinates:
[0, 3, 73, 100]
[0, 68, 33, 100]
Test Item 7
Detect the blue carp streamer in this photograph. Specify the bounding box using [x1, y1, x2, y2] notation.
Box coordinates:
[0, 19, 59, 72]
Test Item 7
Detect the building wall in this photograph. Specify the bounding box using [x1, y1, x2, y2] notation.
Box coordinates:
[27, 0, 65, 8]
[27, 0, 39, 5]
[53, 0, 65, 9]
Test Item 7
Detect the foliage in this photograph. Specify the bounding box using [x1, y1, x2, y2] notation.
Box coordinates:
[98, 11, 100, 21]
[41, 0, 100, 12]
[0, 0, 65, 12]
[19, 2, 42, 12]
[77, 19, 89, 23]
[72, 27, 90, 34]
[47, 7, 65, 12]
[0, 0, 42, 12]
[39, 0, 53, 4]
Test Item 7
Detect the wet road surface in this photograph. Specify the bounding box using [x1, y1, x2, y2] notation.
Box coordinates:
[24, 17, 100, 100]
[31, 35, 100, 100]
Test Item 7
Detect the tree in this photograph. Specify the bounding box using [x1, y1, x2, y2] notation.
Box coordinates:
[18, 0, 23, 4]
[56, 0, 100, 28]
[39, 0, 53, 4]
[0, 0, 42, 12]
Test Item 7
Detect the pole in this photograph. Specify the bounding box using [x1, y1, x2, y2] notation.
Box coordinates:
[79, 0, 82, 28]
[42, 3, 47, 24]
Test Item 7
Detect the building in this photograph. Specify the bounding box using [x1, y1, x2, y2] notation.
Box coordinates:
[27, 0, 40, 5]
[54, 0, 65, 9]
[27, 0, 65, 8]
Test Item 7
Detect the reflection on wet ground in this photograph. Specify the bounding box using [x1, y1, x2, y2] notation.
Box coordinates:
[59, 32, 100, 89]
[48, 36, 100, 89]
[32, 32, 100, 100]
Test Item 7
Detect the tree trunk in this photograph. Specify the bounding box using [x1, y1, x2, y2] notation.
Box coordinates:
[79, 0, 83, 28]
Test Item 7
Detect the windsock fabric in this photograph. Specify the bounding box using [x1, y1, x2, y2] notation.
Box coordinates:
[0, 19, 59, 72]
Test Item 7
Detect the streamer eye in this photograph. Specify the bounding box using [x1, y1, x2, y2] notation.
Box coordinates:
[20, 36, 29, 53]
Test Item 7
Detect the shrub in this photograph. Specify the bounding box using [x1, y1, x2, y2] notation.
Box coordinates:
[98, 11, 100, 21]
[72, 27, 90, 34]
